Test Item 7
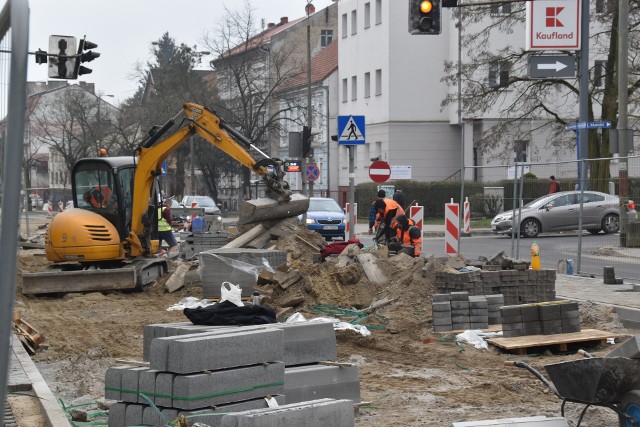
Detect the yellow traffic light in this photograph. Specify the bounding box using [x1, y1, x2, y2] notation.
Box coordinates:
[420, 0, 433, 13]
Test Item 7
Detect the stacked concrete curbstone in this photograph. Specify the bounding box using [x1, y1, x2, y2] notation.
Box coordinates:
[500, 301, 581, 338]
[450, 292, 471, 331]
[487, 295, 504, 325]
[432, 294, 452, 333]
[469, 296, 489, 330]
[198, 249, 287, 297]
[180, 232, 231, 260]
[108, 322, 358, 426]
[436, 269, 556, 305]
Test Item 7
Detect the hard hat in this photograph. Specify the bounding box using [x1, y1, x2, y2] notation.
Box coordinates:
[99, 148, 107, 156]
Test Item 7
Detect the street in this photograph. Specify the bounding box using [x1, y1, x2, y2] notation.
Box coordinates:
[358, 232, 640, 281]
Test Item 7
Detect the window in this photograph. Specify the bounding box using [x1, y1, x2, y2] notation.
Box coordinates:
[490, 3, 511, 15]
[351, 76, 357, 100]
[375, 0, 382, 24]
[596, 0, 613, 14]
[342, 13, 347, 38]
[321, 29, 333, 47]
[364, 72, 371, 98]
[364, 2, 371, 28]
[342, 78, 348, 102]
[514, 140, 527, 163]
[594, 60, 607, 88]
[375, 69, 382, 95]
[351, 10, 357, 35]
[489, 61, 511, 88]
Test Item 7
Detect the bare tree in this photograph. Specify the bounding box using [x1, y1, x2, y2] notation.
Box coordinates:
[441, 2, 640, 191]
[203, 0, 306, 200]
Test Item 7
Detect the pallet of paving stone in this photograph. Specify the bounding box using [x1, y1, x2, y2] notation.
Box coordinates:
[487, 329, 617, 355]
[444, 324, 503, 335]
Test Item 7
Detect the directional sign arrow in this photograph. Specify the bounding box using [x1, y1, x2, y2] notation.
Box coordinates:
[537, 61, 568, 72]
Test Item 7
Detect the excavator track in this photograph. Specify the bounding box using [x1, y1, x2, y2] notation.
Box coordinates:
[21, 258, 167, 295]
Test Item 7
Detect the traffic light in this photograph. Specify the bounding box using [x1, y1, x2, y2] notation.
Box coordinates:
[48, 35, 77, 79]
[73, 37, 100, 79]
[302, 126, 312, 157]
[408, 0, 441, 35]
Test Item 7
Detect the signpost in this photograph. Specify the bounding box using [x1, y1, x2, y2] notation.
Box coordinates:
[564, 121, 612, 131]
[528, 55, 576, 79]
[369, 160, 391, 183]
[526, 0, 581, 51]
[305, 163, 320, 183]
[337, 115, 366, 239]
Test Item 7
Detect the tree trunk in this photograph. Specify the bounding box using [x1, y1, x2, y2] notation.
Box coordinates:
[174, 149, 186, 198]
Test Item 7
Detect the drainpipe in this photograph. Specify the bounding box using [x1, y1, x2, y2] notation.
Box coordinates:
[319, 85, 330, 194]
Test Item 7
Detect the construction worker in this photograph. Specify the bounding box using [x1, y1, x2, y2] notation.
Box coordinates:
[368, 189, 386, 235]
[158, 198, 178, 253]
[388, 214, 422, 257]
[373, 198, 405, 244]
[83, 186, 114, 209]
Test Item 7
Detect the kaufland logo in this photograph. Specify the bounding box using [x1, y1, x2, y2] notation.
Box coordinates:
[536, 6, 574, 40]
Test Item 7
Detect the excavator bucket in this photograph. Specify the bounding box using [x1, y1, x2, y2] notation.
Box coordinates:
[238, 193, 309, 230]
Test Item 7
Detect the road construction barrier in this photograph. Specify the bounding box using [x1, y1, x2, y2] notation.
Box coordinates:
[445, 200, 459, 256]
[409, 205, 424, 231]
[345, 202, 357, 235]
[463, 197, 471, 234]
[45, 202, 53, 218]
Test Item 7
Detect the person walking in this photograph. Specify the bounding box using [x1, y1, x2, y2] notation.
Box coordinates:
[158, 198, 178, 254]
[548, 176, 560, 194]
[368, 189, 386, 235]
[393, 188, 406, 209]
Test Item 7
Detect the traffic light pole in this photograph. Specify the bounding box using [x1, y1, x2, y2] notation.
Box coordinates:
[348, 145, 355, 240]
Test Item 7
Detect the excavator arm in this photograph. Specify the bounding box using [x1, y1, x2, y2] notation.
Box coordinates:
[127, 103, 302, 256]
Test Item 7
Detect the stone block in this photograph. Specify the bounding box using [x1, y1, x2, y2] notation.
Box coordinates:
[434, 324, 453, 332]
[271, 322, 337, 366]
[138, 369, 160, 405]
[451, 301, 470, 310]
[500, 306, 521, 317]
[284, 364, 360, 404]
[451, 315, 470, 324]
[155, 373, 175, 408]
[606, 334, 640, 358]
[451, 323, 470, 330]
[105, 366, 134, 401]
[433, 317, 452, 327]
[107, 402, 126, 427]
[433, 294, 451, 302]
[120, 367, 149, 403]
[432, 302, 452, 312]
[177, 396, 286, 427]
[469, 315, 488, 323]
[125, 403, 143, 427]
[142, 407, 179, 427]
[450, 292, 470, 301]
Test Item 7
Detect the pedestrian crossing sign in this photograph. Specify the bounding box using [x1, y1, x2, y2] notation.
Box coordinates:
[338, 115, 365, 145]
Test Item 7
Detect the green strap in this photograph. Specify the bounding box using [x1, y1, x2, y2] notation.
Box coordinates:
[104, 381, 284, 401]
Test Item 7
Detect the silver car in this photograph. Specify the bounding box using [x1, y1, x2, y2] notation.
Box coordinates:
[491, 191, 637, 238]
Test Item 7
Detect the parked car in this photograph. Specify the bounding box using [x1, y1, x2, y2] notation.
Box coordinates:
[303, 197, 346, 240]
[491, 191, 637, 238]
[180, 195, 223, 232]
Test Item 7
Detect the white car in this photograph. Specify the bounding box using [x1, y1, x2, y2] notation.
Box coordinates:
[180, 195, 223, 232]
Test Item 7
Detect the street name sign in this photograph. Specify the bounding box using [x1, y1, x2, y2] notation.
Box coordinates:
[528, 55, 576, 79]
[564, 121, 612, 131]
[526, 0, 581, 51]
[338, 115, 365, 145]
[369, 160, 391, 183]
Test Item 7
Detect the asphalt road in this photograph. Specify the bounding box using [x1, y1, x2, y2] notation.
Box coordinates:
[359, 232, 640, 282]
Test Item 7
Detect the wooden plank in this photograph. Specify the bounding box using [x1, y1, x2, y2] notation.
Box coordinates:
[446, 324, 502, 334]
[22, 267, 137, 295]
[487, 329, 617, 350]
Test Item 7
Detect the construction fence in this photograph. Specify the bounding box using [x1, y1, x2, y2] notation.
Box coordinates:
[457, 156, 640, 282]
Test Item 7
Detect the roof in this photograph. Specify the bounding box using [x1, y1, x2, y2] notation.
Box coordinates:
[215, 17, 305, 61]
[277, 40, 338, 92]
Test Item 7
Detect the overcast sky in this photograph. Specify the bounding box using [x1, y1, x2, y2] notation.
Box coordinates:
[27, 0, 336, 105]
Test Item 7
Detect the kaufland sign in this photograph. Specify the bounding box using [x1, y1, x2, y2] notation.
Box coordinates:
[526, 0, 581, 51]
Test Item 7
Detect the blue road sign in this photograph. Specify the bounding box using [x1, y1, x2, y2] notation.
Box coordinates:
[161, 160, 167, 176]
[305, 163, 320, 182]
[565, 121, 612, 131]
[338, 115, 365, 144]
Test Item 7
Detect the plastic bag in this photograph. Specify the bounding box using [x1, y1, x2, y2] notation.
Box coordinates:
[285, 312, 371, 337]
[166, 296, 216, 311]
[456, 330, 488, 350]
[220, 281, 244, 307]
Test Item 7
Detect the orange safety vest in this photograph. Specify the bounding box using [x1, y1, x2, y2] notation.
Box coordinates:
[393, 217, 422, 257]
[381, 199, 405, 221]
[87, 186, 113, 208]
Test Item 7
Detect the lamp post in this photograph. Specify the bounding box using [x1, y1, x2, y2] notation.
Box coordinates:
[97, 94, 114, 150]
[305, 0, 314, 198]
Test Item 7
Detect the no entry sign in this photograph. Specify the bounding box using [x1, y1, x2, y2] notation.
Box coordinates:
[369, 160, 391, 183]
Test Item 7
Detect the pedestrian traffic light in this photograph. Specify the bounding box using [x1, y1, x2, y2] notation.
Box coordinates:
[48, 35, 77, 79]
[408, 0, 441, 35]
[72, 37, 100, 79]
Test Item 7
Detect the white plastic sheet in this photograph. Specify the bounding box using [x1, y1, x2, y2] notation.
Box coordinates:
[285, 312, 371, 337]
[456, 330, 489, 350]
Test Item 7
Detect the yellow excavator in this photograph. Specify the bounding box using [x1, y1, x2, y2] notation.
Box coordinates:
[22, 103, 309, 293]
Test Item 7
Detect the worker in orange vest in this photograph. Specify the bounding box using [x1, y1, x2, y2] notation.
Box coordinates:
[373, 198, 405, 244]
[389, 214, 422, 257]
[83, 186, 114, 209]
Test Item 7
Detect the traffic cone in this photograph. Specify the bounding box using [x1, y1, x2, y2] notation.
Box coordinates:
[531, 241, 541, 270]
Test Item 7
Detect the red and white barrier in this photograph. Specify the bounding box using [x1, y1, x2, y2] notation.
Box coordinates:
[463, 197, 471, 234]
[45, 202, 53, 218]
[57, 201, 64, 212]
[445, 200, 459, 256]
[409, 205, 424, 231]
[345, 203, 358, 235]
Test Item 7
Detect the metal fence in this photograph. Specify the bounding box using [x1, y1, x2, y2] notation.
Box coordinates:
[0, 0, 29, 417]
[459, 155, 640, 282]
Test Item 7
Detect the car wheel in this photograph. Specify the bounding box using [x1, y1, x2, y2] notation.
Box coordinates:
[618, 390, 640, 426]
[520, 218, 540, 238]
[602, 213, 620, 234]
[587, 228, 601, 235]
